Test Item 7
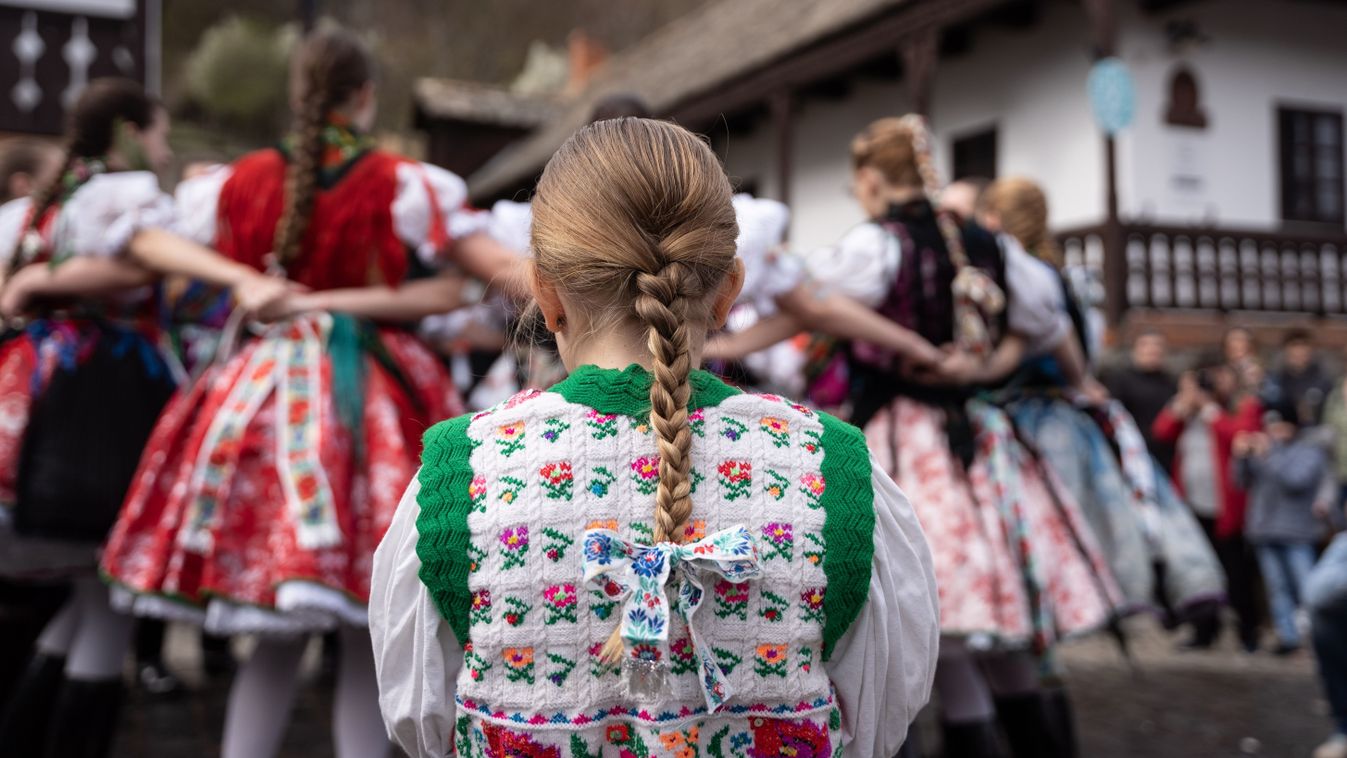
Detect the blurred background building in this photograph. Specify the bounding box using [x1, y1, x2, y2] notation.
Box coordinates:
[3, 0, 1346, 350]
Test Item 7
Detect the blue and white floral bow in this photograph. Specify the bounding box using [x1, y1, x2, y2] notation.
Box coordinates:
[581, 525, 761, 712]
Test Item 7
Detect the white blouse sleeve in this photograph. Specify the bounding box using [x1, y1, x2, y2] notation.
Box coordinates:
[804, 222, 902, 308]
[393, 162, 478, 267]
[172, 164, 232, 245]
[825, 456, 939, 757]
[60, 172, 174, 258]
[482, 200, 533, 257]
[1002, 234, 1072, 357]
[733, 194, 801, 312]
[0, 198, 32, 268]
[371, 475, 463, 758]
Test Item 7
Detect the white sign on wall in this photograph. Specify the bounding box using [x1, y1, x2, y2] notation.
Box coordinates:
[1, 0, 135, 19]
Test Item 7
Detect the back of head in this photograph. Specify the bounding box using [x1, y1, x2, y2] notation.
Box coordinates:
[532, 117, 737, 550]
[587, 93, 651, 123]
[0, 139, 58, 204]
[984, 176, 1060, 267]
[274, 27, 373, 268]
[12, 78, 155, 273]
[850, 117, 921, 189]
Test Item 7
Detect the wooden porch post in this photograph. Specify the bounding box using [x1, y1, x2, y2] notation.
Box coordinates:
[901, 27, 940, 118]
[1084, 0, 1127, 329]
[771, 90, 794, 207]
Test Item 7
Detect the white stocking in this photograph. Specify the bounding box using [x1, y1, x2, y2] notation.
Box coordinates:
[62, 576, 133, 682]
[221, 635, 306, 758]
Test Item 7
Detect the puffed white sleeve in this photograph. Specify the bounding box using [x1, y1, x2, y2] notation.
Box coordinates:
[1001, 234, 1072, 357]
[0, 198, 32, 269]
[172, 164, 232, 245]
[62, 172, 175, 258]
[732, 194, 801, 312]
[393, 162, 483, 268]
[804, 222, 901, 308]
[371, 475, 463, 758]
[825, 457, 939, 757]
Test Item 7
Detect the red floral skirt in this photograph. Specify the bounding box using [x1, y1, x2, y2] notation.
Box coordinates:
[102, 319, 460, 633]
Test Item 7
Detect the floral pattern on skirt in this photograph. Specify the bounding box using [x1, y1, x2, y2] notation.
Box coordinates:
[102, 326, 460, 632]
[863, 396, 1120, 647]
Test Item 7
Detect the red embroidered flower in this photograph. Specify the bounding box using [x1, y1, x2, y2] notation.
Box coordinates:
[718, 460, 752, 483]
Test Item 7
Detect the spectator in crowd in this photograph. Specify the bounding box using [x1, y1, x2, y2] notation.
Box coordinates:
[1224, 327, 1264, 395]
[1154, 361, 1264, 650]
[1263, 328, 1335, 426]
[1103, 329, 1179, 469]
[1233, 401, 1336, 655]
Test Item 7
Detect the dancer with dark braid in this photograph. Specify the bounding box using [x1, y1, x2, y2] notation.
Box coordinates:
[101, 28, 520, 758]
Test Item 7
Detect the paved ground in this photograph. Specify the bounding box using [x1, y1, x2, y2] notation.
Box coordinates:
[113, 617, 1326, 757]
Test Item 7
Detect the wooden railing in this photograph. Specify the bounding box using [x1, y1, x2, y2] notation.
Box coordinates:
[1058, 223, 1347, 319]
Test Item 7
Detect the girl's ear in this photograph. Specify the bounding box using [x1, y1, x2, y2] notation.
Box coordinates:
[710, 258, 745, 329]
[528, 261, 568, 333]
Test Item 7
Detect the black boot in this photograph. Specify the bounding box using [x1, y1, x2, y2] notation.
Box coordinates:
[896, 731, 923, 758]
[942, 719, 1005, 758]
[45, 678, 123, 758]
[1042, 686, 1079, 758]
[994, 693, 1064, 758]
[0, 652, 66, 756]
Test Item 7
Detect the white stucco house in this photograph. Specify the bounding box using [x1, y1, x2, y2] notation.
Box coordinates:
[421, 0, 1347, 344]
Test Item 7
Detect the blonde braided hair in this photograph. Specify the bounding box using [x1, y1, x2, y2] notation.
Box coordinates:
[983, 176, 1062, 268]
[530, 118, 738, 664]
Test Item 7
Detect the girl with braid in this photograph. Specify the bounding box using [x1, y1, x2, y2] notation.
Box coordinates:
[0, 78, 285, 757]
[370, 117, 939, 757]
[101, 28, 520, 758]
[720, 117, 1125, 758]
[979, 178, 1224, 630]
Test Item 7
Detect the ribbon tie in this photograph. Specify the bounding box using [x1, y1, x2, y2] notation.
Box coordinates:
[581, 525, 761, 713]
[178, 313, 341, 553]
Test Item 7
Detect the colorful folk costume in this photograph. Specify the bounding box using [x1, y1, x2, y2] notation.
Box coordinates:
[371, 365, 939, 757]
[992, 233, 1225, 616]
[808, 200, 1121, 650]
[101, 126, 467, 634]
[0, 161, 179, 755]
[0, 163, 178, 578]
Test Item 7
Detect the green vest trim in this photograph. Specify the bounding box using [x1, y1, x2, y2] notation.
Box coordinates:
[415, 414, 476, 648]
[817, 411, 876, 661]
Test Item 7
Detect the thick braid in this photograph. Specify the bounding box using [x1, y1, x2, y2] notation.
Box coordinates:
[634, 260, 701, 544]
[273, 79, 329, 269]
[6, 148, 74, 277]
[597, 260, 704, 664]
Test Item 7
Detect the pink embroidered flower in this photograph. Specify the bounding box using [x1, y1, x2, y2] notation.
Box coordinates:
[543, 583, 579, 623]
[631, 456, 660, 480]
[544, 583, 577, 609]
[471, 589, 491, 610]
[761, 416, 789, 433]
[499, 525, 529, 568]
[631, 456, 661, 494]
[763, 522, 793, 545]
[801, 472, 826, 507]
[468, 474, 487, 502]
